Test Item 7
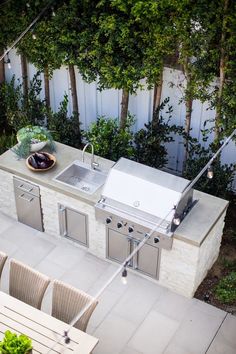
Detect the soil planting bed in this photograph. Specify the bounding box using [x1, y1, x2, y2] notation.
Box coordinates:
[195, 193, 236, 315]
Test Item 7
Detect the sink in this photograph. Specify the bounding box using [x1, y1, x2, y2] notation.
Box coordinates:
[54, 160, 107, 195]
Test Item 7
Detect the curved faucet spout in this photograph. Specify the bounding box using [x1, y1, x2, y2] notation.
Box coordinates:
[82, 143, 99, 169]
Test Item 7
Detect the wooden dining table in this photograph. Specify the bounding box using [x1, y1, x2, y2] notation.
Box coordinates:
[0, 291, 98, 353]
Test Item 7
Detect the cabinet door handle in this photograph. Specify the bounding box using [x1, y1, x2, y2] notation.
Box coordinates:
[19, 184, 33, 193]
[59, 205, 67, 236]
[133, 240, 140, 269]
[127, 238, 132, 267]
[19, 193, 34, 202]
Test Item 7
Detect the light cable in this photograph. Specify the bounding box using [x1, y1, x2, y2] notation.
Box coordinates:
[0, 0, 55, 62]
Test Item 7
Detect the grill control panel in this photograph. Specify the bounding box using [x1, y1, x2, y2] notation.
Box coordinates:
[96, 207, 173, 250]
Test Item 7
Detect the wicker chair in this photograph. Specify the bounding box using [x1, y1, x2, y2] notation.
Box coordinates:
[0, 251, 7, 281]
[52, 280, 98, 332]
[9, 259, 50, 309]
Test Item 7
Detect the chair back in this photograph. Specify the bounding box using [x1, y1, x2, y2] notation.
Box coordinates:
[52, 280, 98, 332]
[0, 251, 7, 281]
[9, 259, 50, 309]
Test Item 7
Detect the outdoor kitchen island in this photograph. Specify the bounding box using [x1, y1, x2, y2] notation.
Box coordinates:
[0, 142, 229, 298]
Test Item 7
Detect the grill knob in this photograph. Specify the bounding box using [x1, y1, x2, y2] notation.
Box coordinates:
[117, 221, 123, 229]
[128, 226, 134, 233]
[154, 237, 160, 244]
[106, 217, 112, 224]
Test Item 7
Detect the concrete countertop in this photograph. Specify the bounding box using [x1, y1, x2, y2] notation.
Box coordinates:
[0, 142, 229, 246]
[0, 142, 115, 205]
[175, 190, 228, 246]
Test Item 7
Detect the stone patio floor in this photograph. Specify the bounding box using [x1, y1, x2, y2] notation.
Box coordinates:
[0, 212, 235, 354]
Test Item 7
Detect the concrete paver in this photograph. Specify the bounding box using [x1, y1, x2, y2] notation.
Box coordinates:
[0, 212, 235, 354]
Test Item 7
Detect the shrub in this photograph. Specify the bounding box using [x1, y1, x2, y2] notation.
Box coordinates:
[83, 115, 135, 161]
[0, 77, 22, 134]
[0, 74, 47, 134]
[183, 137, 235, 198]
[215, 271, 236, 304]
[0, 133, 17, 155]
[47, 95, 82, 148]
[133, 98, 181, 168]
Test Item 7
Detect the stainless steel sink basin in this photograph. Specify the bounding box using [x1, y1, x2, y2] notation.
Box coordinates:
[54, 160, 107, 195]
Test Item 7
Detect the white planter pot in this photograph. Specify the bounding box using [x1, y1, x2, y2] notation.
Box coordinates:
[30, 141, 47, 152]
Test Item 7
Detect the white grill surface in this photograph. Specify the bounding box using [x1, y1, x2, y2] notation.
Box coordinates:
[102, 158, 190, 222]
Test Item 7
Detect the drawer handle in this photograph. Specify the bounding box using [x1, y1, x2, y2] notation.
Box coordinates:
[19, 184, 33, 193]
[19, 193, 34, 202]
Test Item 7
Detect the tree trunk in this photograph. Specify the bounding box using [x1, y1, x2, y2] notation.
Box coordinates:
[120, 89, 129, 129]
[214, 0, 229, 144]
[44, 66, 50, 110]
[20, 54, 28, 98]
[152, 69, 163, 119]
[68, 64, 81, 141]
[68, 64, 79, 116]
[182, 61, 193, 173]
[0, 49, 5, 84]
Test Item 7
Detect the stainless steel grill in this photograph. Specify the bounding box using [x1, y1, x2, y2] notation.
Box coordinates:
[95, 158, 194, 251]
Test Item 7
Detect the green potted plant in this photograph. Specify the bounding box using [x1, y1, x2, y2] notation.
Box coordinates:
[0, 330, 32, 354]
[12, 125, 55, 158]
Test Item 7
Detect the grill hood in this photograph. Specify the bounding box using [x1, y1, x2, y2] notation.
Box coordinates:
[101, 158, 192, 224]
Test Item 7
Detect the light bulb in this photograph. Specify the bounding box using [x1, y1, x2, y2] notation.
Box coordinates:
[173, 216, 181, 226]
[121, 268, 127, 285]
[7, 60, 11, 69]
[32, 34, 37, 40]
[121, 276, 127, 285]
[207, 166, 214, 179]
[52, 10, 56, 16]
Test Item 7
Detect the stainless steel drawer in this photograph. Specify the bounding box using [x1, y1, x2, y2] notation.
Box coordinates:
[13, 177, 43, 231]
[13, 177, 40, 197]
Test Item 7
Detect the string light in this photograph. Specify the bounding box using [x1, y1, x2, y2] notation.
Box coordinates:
[207, 165, 214, 179]
[63, 331, 70, 344]
[173, 215, 181, 226]
[32, 33, 37, 40]
[121, 262, 128, 284]
[4, 54, 11, 69]
[181, 128, 236, 199]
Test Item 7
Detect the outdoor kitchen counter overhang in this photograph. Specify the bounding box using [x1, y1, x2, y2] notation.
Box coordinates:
[174, 190, 229, 246]
[0, 142, 229, 247]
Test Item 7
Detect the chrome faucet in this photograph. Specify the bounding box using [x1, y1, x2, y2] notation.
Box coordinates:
[82, 143, 99, 169]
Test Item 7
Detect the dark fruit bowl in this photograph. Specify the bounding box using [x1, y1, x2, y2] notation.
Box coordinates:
[26, 152, 56, 172]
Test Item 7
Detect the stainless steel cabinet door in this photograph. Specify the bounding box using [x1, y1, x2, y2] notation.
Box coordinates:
[58, 205, 88, 246]
[134, 242, 159, 279]
[107, 229, 131, 264]
[14, 188, 43, 231]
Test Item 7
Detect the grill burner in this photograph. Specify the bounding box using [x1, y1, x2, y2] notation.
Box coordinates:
[95, 158, 194, 250]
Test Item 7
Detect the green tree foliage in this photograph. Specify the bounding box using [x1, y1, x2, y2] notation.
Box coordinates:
[76, 0, 176, 126]
[167, 0, 218, 169]
[204, 0, 236, 142]
[16, 1, 62, 75]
